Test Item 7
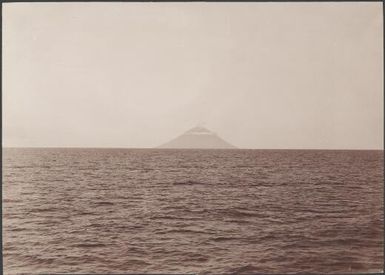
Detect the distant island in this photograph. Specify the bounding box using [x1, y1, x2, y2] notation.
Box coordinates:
[158, 126, 237, 149]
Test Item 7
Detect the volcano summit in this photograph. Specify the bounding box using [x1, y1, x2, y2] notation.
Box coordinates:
[158, 127, 236, 149]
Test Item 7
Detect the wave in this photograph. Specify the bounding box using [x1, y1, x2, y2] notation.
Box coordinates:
[173, 180, 206, 186]
[72, 243, 107, 248]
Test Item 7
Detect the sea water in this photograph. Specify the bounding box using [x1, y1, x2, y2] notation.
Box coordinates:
[2, 148, 383, 274]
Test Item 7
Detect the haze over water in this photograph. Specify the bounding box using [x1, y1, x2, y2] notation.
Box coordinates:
[3, 148, 383, 274]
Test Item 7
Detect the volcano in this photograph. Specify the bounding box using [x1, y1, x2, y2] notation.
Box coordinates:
[158, 126, 236, 149]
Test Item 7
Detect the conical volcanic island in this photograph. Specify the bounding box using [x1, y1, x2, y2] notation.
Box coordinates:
[159, 126, 236, 149]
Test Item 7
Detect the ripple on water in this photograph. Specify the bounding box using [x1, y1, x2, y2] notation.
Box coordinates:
[2, 148, 383, 274]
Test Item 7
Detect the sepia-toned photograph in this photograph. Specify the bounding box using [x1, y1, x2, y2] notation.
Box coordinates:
[2, 2, 384, 274]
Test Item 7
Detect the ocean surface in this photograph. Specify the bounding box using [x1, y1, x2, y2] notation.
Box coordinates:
[2, 148, 384, 274]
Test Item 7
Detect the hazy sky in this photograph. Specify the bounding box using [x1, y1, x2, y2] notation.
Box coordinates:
[3, 2, 383, 149]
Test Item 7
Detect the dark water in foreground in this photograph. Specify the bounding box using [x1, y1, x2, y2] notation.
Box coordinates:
[3, 148, 384, 274]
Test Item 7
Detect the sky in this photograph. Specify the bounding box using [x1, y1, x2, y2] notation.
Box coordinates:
[3, 2, 383, 149]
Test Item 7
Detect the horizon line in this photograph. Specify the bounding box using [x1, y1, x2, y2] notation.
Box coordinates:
[2, 146, 384, 151]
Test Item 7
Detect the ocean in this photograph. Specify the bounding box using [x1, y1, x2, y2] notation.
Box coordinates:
[2, 148, 384, 274]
